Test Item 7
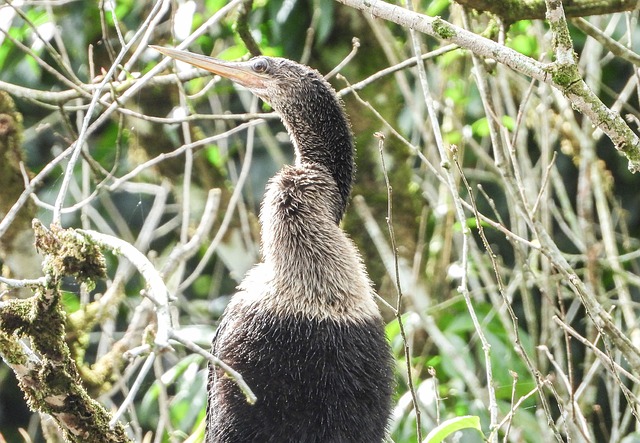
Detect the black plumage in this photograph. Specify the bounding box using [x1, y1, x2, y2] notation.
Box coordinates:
[153, 46, 394, 443]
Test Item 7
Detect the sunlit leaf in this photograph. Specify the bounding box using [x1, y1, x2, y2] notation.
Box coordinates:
[423, 415, 482, 443]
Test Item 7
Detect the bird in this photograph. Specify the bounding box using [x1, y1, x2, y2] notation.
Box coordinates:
[153, 46, 395, 443]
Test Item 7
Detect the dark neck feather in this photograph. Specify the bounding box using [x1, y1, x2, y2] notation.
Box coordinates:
[276, 79, 353, 223]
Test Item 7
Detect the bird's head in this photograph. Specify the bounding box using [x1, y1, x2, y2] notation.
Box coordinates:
[151, 46, 324, 112]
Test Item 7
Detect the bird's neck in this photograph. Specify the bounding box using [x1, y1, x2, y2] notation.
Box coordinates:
[277, 91, 353, 223]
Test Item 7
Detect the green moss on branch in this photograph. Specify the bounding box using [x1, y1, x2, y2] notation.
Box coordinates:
[0, 223, 131, 443]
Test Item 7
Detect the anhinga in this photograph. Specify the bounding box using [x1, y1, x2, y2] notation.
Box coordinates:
[153, 46, 394, 443]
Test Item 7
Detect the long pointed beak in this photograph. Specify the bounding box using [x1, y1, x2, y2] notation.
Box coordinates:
[151, 45, 268, 89]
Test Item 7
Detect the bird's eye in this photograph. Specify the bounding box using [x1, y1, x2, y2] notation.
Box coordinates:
[252, 58, 269, 73]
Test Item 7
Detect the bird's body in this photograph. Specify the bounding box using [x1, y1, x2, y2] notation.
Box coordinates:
[207, 163, 392, 442]
[153, 47, 394, 443]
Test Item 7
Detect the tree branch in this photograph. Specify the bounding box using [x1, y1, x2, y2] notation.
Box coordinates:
[455, 0, 640, 23]
[334, 0, 640, 172]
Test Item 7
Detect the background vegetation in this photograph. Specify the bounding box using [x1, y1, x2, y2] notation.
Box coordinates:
[0, 0, 640, 442]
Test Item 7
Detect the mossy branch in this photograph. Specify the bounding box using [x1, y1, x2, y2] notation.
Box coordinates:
[0, 221, 131, 443]
[454, 0, 639, 23]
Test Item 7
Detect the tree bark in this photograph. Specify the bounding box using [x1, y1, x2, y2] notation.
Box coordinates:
[455, 0, 640, 23]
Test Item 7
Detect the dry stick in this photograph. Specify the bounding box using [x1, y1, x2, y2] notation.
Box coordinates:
[543, 0, 640, 422]
[161, 189, 222, 276]
[107, 0, 128, 49]
[483, 1, 638, 434]
[6, 1, 81, 84]
[0, 145, 73, 238]
[169, 330, 257, 404]
[334, 0, 640, 172]
[0, 70, 224, 107]
[490, 385, 540, 443]
[556, 279, 581, 441]
[236, 0, 262, 57]
[538, 346, 592, 440]
[504, 371, 519, 441]
[0, 276, 48, 288]
[337, 75, 444, 185]
[77, 229, 173, 349]
[228, 98, 260, 256]
[84, 0, 244, 132]
[351, 196, 416, 314]
[177, 75, 195, 286]
[0, 25, 87, 98]
[77, 228, 257, 403]
[41, 0, 245, 223]
[107, 121, 263, 192]
[376, 133, 422, 441]
[153, 356, 175, 441]
[531, 151, 558, 216]
[121, 110, 277, 124]
[591, 160, 637, 327]
[360, 11, 424, 143]
[300, 5, 321, 65]
[345, 77, 526, 403]
[119, 0, 170, 80]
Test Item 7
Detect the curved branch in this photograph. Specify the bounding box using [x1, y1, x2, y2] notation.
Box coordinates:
[77, 228, 258, 403]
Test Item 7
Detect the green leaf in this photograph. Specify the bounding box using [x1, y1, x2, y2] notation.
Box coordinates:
[424, 415, 483, 443]
[216, 45, 249, 61]
[509, 34, 538, 57]
[502, 115, 515, 131]
[471, 116, 514, 137]
[426, 0, 451, 16]
[471, 117, 490, 138]
[206, 0, 228, 13]
[61, 291, 80, 313]
[507, 20, 538, 57]
[205, 145, 225, 168]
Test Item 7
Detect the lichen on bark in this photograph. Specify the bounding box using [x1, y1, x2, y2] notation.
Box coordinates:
[0, 222, 131, 443]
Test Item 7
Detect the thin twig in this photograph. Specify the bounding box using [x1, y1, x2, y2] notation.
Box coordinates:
[405, 1, 499, 437]
[178, 111, 258, 291]
[337, 44, 458, 97]
[376, 133, 422, 441]
[572, 17, 640, 66]
[109, 352, 157, 429]
[169, 330, 257, 404]
[325, 37, 361, 80]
